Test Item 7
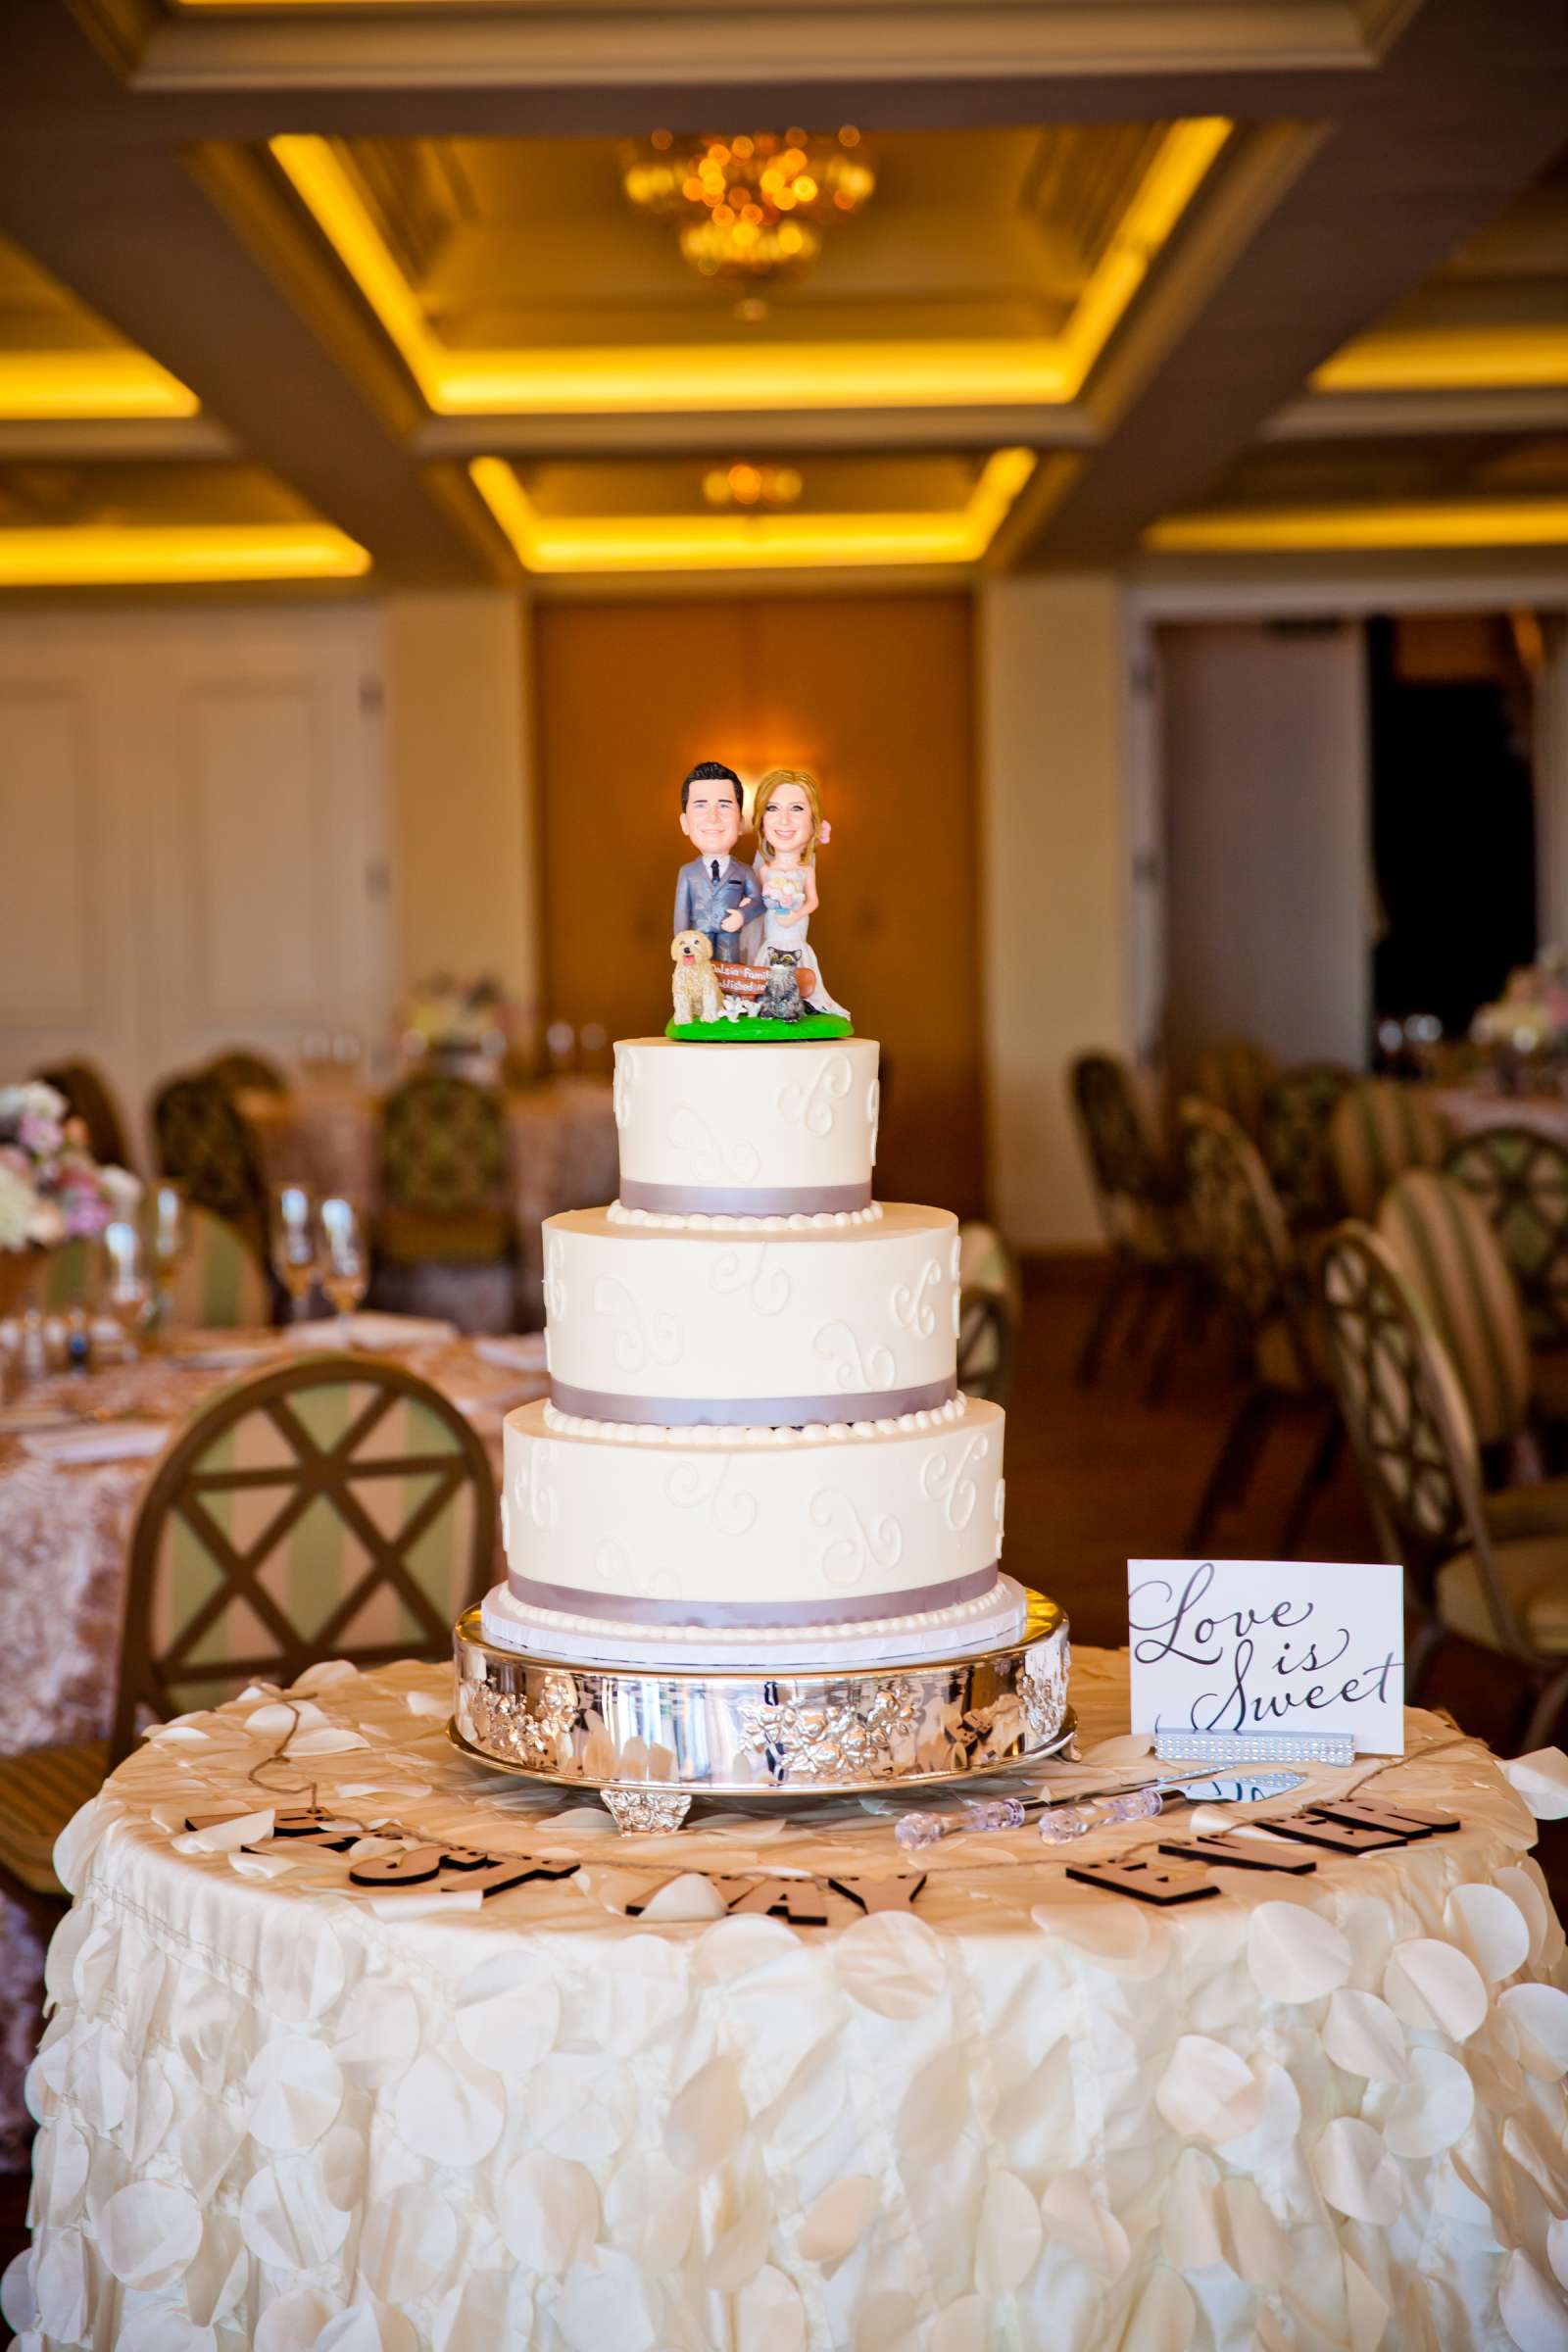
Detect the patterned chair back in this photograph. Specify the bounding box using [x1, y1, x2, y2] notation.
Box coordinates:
[113, 1352, 496, 1766]
[1377, 1171, 1532, 1449]
[1258, 1063, 1355, 1225]
[1315, 1222, 1481, 1562]
[1444, 1125, 1568, 1348]
[153, 1072, 270, 1259]
[956, 1220, 1021, 1405]
[1189, 1039, 1278, 1142]
[34, 1058, 135, 1174]
[208, 1048, 290, 1100]
[1068, 1054, 1175, 1256]
[380, 1072, 508, 1219]
[1328, 1080, 1451, 1219]
[1177, 1100, 1297, 1331]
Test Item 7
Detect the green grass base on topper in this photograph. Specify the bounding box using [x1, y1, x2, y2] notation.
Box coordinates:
[666, 1014, 855, 1043]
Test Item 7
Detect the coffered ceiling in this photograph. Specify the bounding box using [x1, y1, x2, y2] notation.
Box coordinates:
[0, 0, 1564, 589]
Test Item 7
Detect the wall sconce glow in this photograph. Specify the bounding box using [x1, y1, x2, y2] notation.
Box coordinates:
[469, 449, 1037, 573]
[272, 121, 1229, 416]
[1144, 502, 1568, 554]
[0, 525, 371, 587]
[1312, 327, 1568, 395]
[0, 351, 199, 421]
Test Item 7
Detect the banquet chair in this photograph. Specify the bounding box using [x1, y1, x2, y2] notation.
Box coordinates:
[33, 1057, 135, 1175]
[1327, 1079, 1451, 1219]
[44, 1199, 271, 1329]
[207, 1047, 290, 1100]
[0, 1350, 496, 1916]
[1176, 1101, 1342, 1556]
[956, 1220, 1021, 1406]
[153, 1070, 270, 1262]
[1445, 1125, 1568, 1349]
[1258, 1062, 1355, 1227]
[1067, 1052, 1191, 1396]
[1315, 1224, 1568, 1743]
[376, 1072, 515, 1328]
[1377, 1169, 1568, 1458]
[1189, 1037, 1278, 1142]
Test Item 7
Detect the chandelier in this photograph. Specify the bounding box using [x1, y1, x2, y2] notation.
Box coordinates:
[622, 127, 874, 281]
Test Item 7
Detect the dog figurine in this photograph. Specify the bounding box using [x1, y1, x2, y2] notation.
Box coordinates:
[760, 947, 806, 1023]
[671, 929, 726, 1024]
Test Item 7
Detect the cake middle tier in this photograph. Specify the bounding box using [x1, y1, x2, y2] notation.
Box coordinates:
[503, 1395, 1005, 1625]
[544, 1202, 958, 1424]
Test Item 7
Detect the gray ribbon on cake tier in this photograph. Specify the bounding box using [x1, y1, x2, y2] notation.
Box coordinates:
[506, 1562, 999, 1627]
[617, 1180, 872, 1215]
[549, 1374, 957, 1426]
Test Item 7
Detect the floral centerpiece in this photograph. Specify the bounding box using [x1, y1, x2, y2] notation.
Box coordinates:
[400, 975, 513, 1080]
[1471, 949, 1568, 1082]
[0, 1081, 140, 1315]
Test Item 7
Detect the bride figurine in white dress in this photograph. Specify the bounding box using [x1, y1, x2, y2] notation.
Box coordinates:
[751, 765, 851, 1022]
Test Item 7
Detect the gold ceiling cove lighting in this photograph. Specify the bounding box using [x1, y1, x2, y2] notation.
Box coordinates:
[1144, 501, 1568, 554]
[0, 524, 371, 588]
[271, 122, 1228, 416]
[0, 350, 199, 422]
[1312, 327, 1568, 395]
[622, 127, 873, 281]
[470, 448, 1035, 574]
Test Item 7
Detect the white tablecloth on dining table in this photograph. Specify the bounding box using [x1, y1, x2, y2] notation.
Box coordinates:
[5, 1645, 1568, 2351]
[1431, 1087, 1568, 1147]
[0, 1334, 547, 2167]
[241, 1077, 618, 1319]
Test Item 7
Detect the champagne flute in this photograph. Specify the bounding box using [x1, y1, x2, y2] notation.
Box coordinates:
[148, 1181, 186, 1342]
[270, 1185, 319, 1324]
[318, 1196, 368, 1328]
[102, 1220, 151, 1358]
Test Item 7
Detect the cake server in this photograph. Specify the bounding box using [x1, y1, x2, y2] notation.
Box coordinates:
[895, 1768, 1306, 1852]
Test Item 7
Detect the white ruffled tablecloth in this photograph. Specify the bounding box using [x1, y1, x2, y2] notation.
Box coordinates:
[6, 1647, 1568, 2352]
[0, 1337, 547, 2168]
[1431, 1087, 1568, 1146]
[242, 1077, 618, 1319]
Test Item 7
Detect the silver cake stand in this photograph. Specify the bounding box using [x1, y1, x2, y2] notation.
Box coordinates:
[450, 1592, 1073, 1832]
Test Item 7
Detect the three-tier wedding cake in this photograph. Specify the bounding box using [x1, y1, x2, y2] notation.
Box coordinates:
[477, 1034, 1042, 1674]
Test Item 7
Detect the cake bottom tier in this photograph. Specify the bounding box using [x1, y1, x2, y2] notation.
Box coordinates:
[480, 1570, 1027, 1671]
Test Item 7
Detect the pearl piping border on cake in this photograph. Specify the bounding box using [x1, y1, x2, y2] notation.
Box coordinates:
[607, 1200, 885, 1231]
[483, 1572, 1029, 1652]
[537, 1394, 974, 1445]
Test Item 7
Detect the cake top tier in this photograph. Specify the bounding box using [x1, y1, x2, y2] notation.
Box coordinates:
[614, 1036, 880, 1217]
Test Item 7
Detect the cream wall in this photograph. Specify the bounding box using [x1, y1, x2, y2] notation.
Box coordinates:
[977, 575, 1134, 1250]
[382, 590, 541, 1045]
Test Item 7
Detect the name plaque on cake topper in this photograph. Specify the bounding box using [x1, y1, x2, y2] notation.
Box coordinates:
[1127, 1558, 1404, 1756]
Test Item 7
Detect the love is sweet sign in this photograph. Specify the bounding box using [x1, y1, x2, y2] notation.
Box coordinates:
[1128, 1559, 1404, 1754]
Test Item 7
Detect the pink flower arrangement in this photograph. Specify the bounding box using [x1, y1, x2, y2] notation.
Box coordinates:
[0, 1083, 139, 1255]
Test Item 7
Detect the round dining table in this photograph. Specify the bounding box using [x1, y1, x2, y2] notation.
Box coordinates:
[0, 1328, 547, 2168]
[5, 1645, 1567, 2351]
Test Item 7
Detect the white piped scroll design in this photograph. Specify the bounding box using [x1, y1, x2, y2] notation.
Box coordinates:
[594, 1537, 680, 1601]
[920, 1433, 989, 1532]
[591, 1275, 684, 1374]
[810, 1490, 905, 1590]
[612, 1046, 637, 1133]
[994, 1477, 1006, 1555]
[514, 1442, 559, 1532]
[665, 1104, 761, 1186]
[543, 1232, 567, 1324]
[891, 1258, 942, 1340]
[813, 1321, 897, 1395]
[778, 1051, 852, 1139]
[710, 1244, 791, 1318]
[866, 1077, 881, 1166]
[664, 1455, 759, 1538]
[950, 1234, 963, 1339]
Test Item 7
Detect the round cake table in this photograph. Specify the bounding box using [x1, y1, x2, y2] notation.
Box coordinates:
[7, 1648, 1568, 2352]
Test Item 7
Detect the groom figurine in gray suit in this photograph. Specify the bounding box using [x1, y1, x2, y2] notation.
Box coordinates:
[673, 760, 764, 964]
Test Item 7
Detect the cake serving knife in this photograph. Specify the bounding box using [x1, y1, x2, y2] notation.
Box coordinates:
[895, 1768, 1307, 1852]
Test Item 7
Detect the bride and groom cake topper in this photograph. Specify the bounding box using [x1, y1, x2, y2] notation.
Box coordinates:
[670, 759, 851, 1035]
